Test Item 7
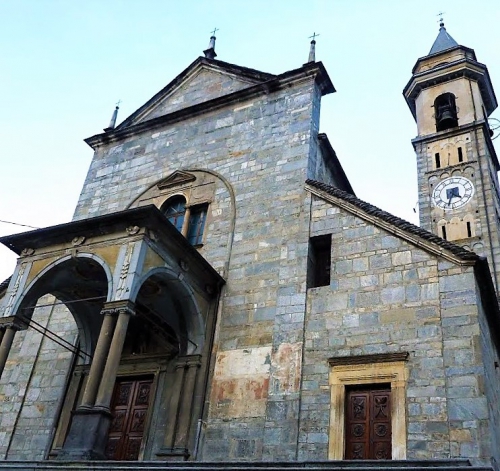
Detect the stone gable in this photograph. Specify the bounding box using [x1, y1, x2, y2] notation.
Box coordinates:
[134, 67, 259, 125]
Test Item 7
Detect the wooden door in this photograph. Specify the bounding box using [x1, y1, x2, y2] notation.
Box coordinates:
[105, 377, 153, 460]
[345, 386, 391, 459]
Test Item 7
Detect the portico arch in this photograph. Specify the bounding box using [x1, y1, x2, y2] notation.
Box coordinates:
[132, 266, 205, 355]
[12, 254, 112, 358]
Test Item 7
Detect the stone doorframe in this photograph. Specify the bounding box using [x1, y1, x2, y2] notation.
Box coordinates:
[328, 352, 409, 460]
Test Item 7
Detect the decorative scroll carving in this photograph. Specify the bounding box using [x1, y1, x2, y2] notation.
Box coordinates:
[71, 236, 86, 246]
[2, 263, 27, 317]
[126, 226, 140, 235]
[352, 444, 364, 459]
[353, 397, 365, 419]
[115, 245, 134, 300]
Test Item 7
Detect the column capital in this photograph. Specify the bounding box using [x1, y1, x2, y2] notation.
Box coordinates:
[0, 316, 26, 331]
[100, 300, 135, 317]
[175, 354, 202, 370]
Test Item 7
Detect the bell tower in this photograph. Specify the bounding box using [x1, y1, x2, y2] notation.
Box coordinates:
[404, 21, 500, 289]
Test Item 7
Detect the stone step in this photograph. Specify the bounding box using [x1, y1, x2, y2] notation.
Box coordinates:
[0, 460, 491, 471]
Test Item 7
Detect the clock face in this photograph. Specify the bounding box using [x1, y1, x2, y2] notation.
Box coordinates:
[432, 176, 474, 210]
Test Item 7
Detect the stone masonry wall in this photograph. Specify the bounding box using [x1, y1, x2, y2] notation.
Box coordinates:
[0, 297, 77, 460]
[72, 75, 323, 460]
[475, 284, 500, 468]
[300, 196, 495, 465]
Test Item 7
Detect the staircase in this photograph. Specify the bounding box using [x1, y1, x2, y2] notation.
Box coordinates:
[0, 460, 494, 471]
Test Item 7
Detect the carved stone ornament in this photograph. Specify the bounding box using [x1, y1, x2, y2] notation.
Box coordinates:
[101, 300, 136, 317]
[20, 248, 35, 257]
[126, 226, 141, 235]
[0, 316, 25, 331]
[71, 236, 86, 246]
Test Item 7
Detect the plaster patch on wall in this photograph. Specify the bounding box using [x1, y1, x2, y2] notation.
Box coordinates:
[270, 342, 302, 395]
[210, 347, 271, 419]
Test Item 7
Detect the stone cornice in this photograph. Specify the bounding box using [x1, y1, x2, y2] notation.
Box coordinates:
[329, 352, 409, 366]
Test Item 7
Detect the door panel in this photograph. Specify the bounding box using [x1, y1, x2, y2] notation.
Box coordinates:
[105, 377, 153, 460]
[345, 387, 391, 459]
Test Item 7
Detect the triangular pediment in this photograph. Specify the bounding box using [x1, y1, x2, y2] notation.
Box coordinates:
[117, 58, 275, 130]
[157, 171, 196, 190]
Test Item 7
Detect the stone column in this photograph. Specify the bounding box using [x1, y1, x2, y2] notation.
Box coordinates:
[158, 355, 201, 459]
[174, 355, 201, 450]
[59, 300, 134, 460]
[94, 302, 134, 410]
[79, 311, 117, 409]
[162, 359, 187, 450]
[181, 207, 191, 237]
[0, 324, 19, 379]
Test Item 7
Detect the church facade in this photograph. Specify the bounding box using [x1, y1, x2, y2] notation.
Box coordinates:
[0, 25, 499, 468]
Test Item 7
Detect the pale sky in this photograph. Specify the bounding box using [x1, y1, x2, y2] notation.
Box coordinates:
[1, 0, 499, 282]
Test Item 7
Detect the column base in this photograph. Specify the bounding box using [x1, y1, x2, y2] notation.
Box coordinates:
[156, 447, 190, 460]
[57, 408, 112, 460]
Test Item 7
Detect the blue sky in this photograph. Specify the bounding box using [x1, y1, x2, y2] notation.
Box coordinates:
[1, 0, 499, 281]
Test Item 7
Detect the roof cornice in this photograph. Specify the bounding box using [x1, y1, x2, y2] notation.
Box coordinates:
[412, 45, 476, 74]
[305, 180, 478, 266]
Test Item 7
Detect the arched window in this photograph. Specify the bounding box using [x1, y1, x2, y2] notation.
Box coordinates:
[434, 93, 458, 132]
[162, 196, 186, 232]
[161, 196, 208, 246]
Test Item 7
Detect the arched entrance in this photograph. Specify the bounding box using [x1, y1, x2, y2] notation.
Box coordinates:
[0, 205, 223, 461]
[102, 269, 205, 460]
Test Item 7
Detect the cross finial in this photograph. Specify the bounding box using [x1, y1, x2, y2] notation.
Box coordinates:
[204, 29, 218, 59]
[437, 11, 445, 27]
[307, 33, 319, 63]
[105, 100, 121, 132]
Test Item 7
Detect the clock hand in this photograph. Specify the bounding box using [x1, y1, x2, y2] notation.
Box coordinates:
[448, 196, 453, 206]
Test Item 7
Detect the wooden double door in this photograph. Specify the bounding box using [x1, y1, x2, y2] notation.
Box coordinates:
[345, 386, 392, 459]
[105, 376, 153, 460]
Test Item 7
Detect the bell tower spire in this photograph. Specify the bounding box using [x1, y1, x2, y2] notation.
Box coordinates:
[404, 23, 500, 291]
[429, 17, 458, 54]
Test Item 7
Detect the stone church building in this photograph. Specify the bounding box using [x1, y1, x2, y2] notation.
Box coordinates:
[0, 23, 499, 469]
